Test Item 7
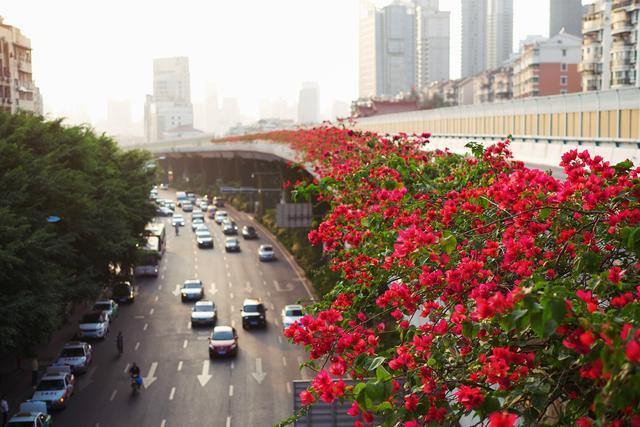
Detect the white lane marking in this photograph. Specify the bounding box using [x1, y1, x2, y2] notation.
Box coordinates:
[194, 264, 198, 270]
[282, 356, 287, 367]
[183, 339, 188, 349]
[228, 281, 232, 288]
[161, 274, 165, 280]
[143, 323, 148, 331]
[187, 321, 191, 329]
[177, 361, 183, 372]
[160, 420, 166, 427]
[109, 389, 117, 401]
[230, 305, 234, 313]
[229, 292, 234, 299]
[225, 263, 229, 269]
[134, 315, 145, 320]
[286, 382, 292, 394]
[229, 384, 234, 397]
[154, 295, 159, 303]
[227, 272, 231, 278]
[259, 270, 263, 276]
[226, 416, 231, 427]
[135, 342, 140, 351]
[263, 280, 267, 286]
[278, 336, 283, 344]
[158, 285, 163, 290]
[123, 363, 130, 374]
[266, 290, 271, 297]
[149, 308, 155, 315]
[270, 303, 275, 310]
[169, 387, 176, 400]
[230, 362, 235, 370]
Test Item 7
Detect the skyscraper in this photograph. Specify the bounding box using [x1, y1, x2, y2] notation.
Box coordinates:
[379, 3, 416, 96]
[144, 57, 194, 142]
[359, 2, 382, 98]
[486, 0, 513, 69]
[549, 0, 583, 37]
[416, 0, 451, 87]
[461, 0, 487, 78]
[297, 82, 320, 124]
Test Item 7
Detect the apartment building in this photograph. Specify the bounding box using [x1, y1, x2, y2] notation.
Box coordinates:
[580, 0, 640, 91]
[513, 32, 582, 98]
[0, 17, 42, 114]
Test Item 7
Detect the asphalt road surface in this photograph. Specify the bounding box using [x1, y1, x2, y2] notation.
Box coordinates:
[54, 190, 315, 427]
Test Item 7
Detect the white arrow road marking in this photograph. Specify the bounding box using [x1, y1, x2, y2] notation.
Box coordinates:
[169, 387, 175, 400]
[210, 283, 218, 295]
[110, 389, 117, 401]
[143, 362, 158, 389]
[251, 358, 267, 384]
[79, 365, 98, 391]
[197, 360, 212, 387]
[273, 280, 293, 292]
[172, 285, 181, 296]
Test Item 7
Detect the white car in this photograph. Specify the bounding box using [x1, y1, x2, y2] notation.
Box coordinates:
[258, 244, 276, 261]
[196, 229, 214, 249]
[281, 304, 304, 329]
[181, 279, 204, 302]
[214, 211, 228, 224]
[191, 217, 205, 231]
[32, 366, 75, 410]
[225, 237, 240, 252]
[77, 311, 109, 340]
[172, 214, 185, 227]
[191, 300, 217, 326]
[54, 342, 92, 374]
[92, 299, 118, 322]
[7, 401, 52, 427]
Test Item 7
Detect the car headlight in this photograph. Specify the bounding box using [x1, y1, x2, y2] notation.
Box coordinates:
[230, 343, 237, 348]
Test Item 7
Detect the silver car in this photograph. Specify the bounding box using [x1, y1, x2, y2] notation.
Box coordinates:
[55, 342, 92, 374]
[191, 300, 217, 326]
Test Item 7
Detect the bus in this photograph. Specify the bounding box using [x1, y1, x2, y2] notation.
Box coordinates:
[145, 223, 166, 257]
[134, 236, 161, 277]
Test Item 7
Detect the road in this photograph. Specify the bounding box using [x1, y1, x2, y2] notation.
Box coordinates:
[54, 190, 314, 427]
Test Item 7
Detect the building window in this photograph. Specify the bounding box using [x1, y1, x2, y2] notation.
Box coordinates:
[562, 49, 567, 57]
[561, 76, 568, 85]
[561, 63, 568, 71]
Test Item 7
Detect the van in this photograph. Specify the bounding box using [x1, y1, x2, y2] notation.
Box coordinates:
[176, 191, 188, 207]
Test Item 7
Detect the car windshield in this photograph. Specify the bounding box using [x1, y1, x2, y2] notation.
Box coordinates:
[81, 313, 102, 323]
[184, 283, 201, 289]
[194, 304, 214, 312]
[212, 330, 234, 340]
[173, 215, 183, 220]
[193, 218, 203, 223]
[114, 284, 131, 294]
[245, 227, 255, 232]
[196, 231, 211, 237]
[244, 304, 262, 313]
[286, 309, 303, 317]
[8, 421, 36, 427]
[226, 239, 237, 244]
[261, 246, 273, 252]
[36, 379, 65, 391]
[60, 348, 85, 357]
[93, 303, 111, 311]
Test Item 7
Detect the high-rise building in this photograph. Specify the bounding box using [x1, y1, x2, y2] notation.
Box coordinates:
[144, 57, 194, 142]
[359, 3, 382, 98]
[0, 17, 42, 114]
[415, 0, 450, 87]
[461, 0, 487, 78]
[580, 0, 640, 91]
[379, 3, 416, 96]
[297, 82, 320, 124]
[513, 31, 582, 98]
[549, 0, 583, 36]
[486, 0, 513, 69]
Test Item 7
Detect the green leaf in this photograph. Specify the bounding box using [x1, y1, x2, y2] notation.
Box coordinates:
[539, 208, 551, 220]
[462, 321, 474, 338]
[548, 298, 567, 324]
[614, 159, 633, 173]
[531, 310, 545, 338]
[375, 365, 392, 382]
[441, 231, 457, 255]
[576, 251, 602, 273]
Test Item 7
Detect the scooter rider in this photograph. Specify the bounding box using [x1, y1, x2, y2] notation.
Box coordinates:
[129, 362, 141, 378]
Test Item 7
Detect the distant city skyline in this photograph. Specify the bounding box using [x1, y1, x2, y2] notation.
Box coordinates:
[3, 0, 568, 133]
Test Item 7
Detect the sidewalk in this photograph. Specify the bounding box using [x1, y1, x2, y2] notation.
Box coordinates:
[0, 303, 89, 416]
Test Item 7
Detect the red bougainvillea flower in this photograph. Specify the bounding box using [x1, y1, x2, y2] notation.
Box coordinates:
[488, 412, 518, 427]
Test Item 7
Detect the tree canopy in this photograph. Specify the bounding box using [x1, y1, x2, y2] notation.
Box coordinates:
[0, 112, 155, 356]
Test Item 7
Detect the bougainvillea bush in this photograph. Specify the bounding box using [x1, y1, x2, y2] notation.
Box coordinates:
[263, 126, 639, 426]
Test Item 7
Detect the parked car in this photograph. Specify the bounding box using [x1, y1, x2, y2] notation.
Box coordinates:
[225, 237, 240, 252]
[241, 225, 258, 239]
[208, 326, 238, 358]
[77, 311, 109, 340]
[31, 365, 75, 410]
[196, 229, 214, 249]
[54, 342, 92, 374]
[181, 280, 204, 302]
[191, 217, 205, 231]
[92, 299, 118, 322]
[214, 211, 228, 224]
[281, 305, 305, 330]
[191, 300, 217, 326]
[112, 281, 134, 304]
[258, 244, 276, 262]
[241, 298, 267, 329]
[6, 401, 53, 427]
[172, 214, 185, 227]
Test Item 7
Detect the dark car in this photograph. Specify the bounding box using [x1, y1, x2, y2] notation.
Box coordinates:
[213, 197, 224, 208]
[241, 226, 258, 240]
[241, 298, 267, 329]
[222, 220, 238, 236]
[112, 281, 134, 304]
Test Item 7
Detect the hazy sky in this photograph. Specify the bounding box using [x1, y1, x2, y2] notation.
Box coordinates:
[3, 0, 554, 127]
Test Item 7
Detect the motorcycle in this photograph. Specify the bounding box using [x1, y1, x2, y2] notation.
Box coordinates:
[131, 374, 142, 394]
